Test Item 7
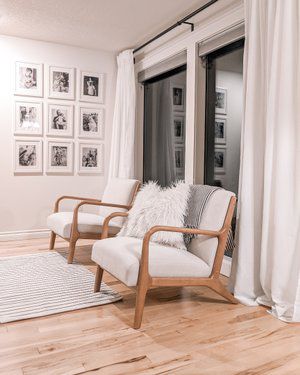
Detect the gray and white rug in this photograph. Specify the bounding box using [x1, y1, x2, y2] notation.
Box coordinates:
[0, 252, 122, 323]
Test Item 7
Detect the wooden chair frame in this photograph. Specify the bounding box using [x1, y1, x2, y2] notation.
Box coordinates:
[50, 182, 140, 264]
[94, 196, 237, 329]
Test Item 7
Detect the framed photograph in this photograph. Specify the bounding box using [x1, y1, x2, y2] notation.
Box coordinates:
[175, 145, 185, 169]
[47, 140, 73, 174]
[48, 66, 75, 100]
[14, 101, 43, 136]
[214, 147, 226, 174]
[14, 139, 43, 174]
[173, 114, 185, 143]
[215, 87, 227, 115]
[47, 103, 74, 137]
[78, 142, 104, 174]
[80, 71, 104, 103]
[171, 85, 185, 111]
[15, 61, 43, 97]
[215, 116, 226, 145]
[78, 106, 104, 139]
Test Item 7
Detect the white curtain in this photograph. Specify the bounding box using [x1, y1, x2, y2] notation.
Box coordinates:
[230, 0, 300, 322]
[108, 49, 136, 178]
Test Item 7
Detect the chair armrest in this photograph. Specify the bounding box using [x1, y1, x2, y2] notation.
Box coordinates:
[72, 201, 130, 238]
[139, 225, 226, 278]
[54, 195, 101, 213]
[101, 211, 129, 239]
[143, 225, 224, 242]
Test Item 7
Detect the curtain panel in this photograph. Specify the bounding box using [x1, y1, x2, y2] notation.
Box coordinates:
[108, 50, 136, 178]
[230, 0, 300, 322]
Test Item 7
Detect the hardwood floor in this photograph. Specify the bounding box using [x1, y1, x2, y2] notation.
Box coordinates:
[1, 237, 300, 374]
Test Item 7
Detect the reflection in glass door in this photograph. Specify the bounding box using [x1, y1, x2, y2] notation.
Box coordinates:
[204, 39, 244, 256]
[143, 66, 187, 187]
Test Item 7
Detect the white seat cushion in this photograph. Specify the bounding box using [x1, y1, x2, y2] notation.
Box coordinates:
[47, 212, 121, 239]
[91, 237, 211, 287]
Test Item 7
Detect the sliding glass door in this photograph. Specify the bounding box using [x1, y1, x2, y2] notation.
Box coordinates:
[204, 39, 244, 255]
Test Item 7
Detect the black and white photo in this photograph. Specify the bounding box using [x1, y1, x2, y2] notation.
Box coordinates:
[173, 114, 184, 142]
[49, 66, 75, 100]
[14, 139, 43, 174]
[78, 142, 103, 174]
[47, 140, 73, 174]
[214, 147, 226, 174]
[215, 116, 227, 144]
[171, 84, 185, 111]
[215, 87, 227, 114]
[14, 101, 43, 135]
[174, 145, 184, 169]
[47, 104, 73, 137]
[79, 107, 104, 139]
[80, 71, 104, 103]
[174, 145, 184, 180]
[15, 62, 43, 97]
[51, 146, 68, 166]
[52, 72, 69, 93]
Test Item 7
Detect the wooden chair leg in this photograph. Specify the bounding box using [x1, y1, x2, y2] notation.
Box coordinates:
[49, 231, 56, 250]
[94, 265, 104, 293]
[67, 236, 78, 264]
[209, 279, 238, 304]
[133, 280, 148, 329]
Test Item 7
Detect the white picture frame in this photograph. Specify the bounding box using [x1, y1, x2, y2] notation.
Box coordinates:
[15, 61, 43, 97]
[171, 84, 185, 112]
[215, 116, 227, 145]
[46, 140, 73, 174]
[78, 142, 104, 174]
[78, 106, 104, 139]
[175, 145, 185, 170]
[47, 103, 74, 137]
[14, 139, 43, 174]
[48, 66, 75, 100]
[80, 71, 104, 103]
[214, 146, 226, 174]
[215, 87, 227, 115]
[14, 100, 43, 136]
[173, 113, 185, 143]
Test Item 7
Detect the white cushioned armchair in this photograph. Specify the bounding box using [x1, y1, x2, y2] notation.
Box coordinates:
[47, 178, 140, 263]
[92, 188, 237, 329]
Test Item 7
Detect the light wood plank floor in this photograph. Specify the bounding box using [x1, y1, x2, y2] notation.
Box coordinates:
[1, 237, 300, 375]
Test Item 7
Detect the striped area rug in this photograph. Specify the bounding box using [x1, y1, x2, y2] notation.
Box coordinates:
[0, 252, 122, 323]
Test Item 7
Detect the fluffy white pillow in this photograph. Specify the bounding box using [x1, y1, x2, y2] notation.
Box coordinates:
[118, 181, 190, 249]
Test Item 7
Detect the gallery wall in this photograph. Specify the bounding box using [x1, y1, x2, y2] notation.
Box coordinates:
[0, 35, 117, 237]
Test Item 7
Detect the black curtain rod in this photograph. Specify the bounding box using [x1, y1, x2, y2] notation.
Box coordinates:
[133, 0, 218, 54]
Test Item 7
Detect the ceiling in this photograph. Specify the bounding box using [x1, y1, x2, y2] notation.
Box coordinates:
[0, 0, 208, 52]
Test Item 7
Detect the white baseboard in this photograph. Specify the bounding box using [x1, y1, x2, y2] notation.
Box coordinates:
[0, 229, 50, 241]
[221, 255, 232, 277]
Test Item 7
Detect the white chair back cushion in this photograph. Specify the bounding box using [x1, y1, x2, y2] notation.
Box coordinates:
[99, 178, 139, 227]
[188, 189, 235, 268]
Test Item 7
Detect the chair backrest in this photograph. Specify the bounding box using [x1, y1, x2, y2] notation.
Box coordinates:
[99, 178, 140, 227]
[188, 189, 235, 268]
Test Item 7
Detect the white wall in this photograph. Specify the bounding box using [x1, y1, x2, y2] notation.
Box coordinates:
[0, 35, 116, 236]
[216, 69, 243, 195]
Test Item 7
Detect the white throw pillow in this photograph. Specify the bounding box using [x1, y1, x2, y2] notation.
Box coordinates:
[118, 181, 190, 249]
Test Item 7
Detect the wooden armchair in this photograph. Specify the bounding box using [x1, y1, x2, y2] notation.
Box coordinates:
[47, 178, 140, 263]
[91, 188, 237, 329]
